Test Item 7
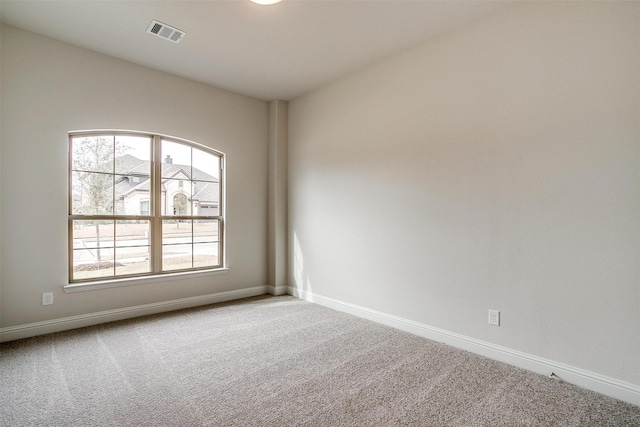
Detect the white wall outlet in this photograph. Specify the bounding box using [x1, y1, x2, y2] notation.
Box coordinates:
[42, 292, 54, 306]
[488, 309, 500, 326]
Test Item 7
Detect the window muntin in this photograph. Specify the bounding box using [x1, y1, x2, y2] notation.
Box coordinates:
[161, 219, 220, 271]
[69, 131, 224, 282]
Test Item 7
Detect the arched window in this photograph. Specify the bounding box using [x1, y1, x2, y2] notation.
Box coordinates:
[69, 131, 224, 282]
[173, 193, 188, 216]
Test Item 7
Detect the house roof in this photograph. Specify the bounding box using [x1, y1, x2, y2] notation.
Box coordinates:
[115, 156, 219, 204]
[116, 154, 149, 175]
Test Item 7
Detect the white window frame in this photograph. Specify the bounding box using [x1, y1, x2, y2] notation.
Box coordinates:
[140, 200, 150, 216]
[67, 130, 226, 288]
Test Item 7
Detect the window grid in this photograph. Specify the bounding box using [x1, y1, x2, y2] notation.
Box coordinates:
[69, 131, 224, 283]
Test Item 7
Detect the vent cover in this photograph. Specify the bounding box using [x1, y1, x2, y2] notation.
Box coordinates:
[147, 20, 185, 43]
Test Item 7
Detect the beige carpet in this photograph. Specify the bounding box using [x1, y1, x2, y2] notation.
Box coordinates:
[1, 295, 638, 426]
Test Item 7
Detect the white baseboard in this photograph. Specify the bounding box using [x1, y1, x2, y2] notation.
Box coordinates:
[0, 286, 269, 343]
[288, 286, 639, 407]
[267, 285, 289, 296]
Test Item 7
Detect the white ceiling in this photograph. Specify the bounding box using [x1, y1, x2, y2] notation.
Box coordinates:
[1, 0, 513, 101]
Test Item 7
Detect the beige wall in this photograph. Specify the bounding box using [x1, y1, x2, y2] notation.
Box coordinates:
[268, 100, 288, 294]
[0, 25, 268, 327]
[1, 0, 638, 397]
[289, 2, 639, 385]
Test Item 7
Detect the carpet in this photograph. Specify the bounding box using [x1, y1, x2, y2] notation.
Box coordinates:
[1, 295, 638, 426]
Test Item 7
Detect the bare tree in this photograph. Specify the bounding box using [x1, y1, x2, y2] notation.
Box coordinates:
[72, 136, 129, 264]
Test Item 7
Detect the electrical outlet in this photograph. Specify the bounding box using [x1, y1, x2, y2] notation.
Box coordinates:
[488, 309, 500, 326]
[42, 292, 54, 306]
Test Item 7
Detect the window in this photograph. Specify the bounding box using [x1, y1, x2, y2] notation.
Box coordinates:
[140, 200, 150, 216]
[69, 131, 224, 282]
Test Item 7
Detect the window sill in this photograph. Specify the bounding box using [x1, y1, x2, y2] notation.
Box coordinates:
[64, 268, 230, 293]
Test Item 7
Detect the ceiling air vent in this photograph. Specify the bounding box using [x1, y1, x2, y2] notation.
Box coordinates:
[147, 20, 185, 44]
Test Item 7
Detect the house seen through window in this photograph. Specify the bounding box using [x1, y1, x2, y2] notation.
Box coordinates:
[69, 132, 224, 282]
